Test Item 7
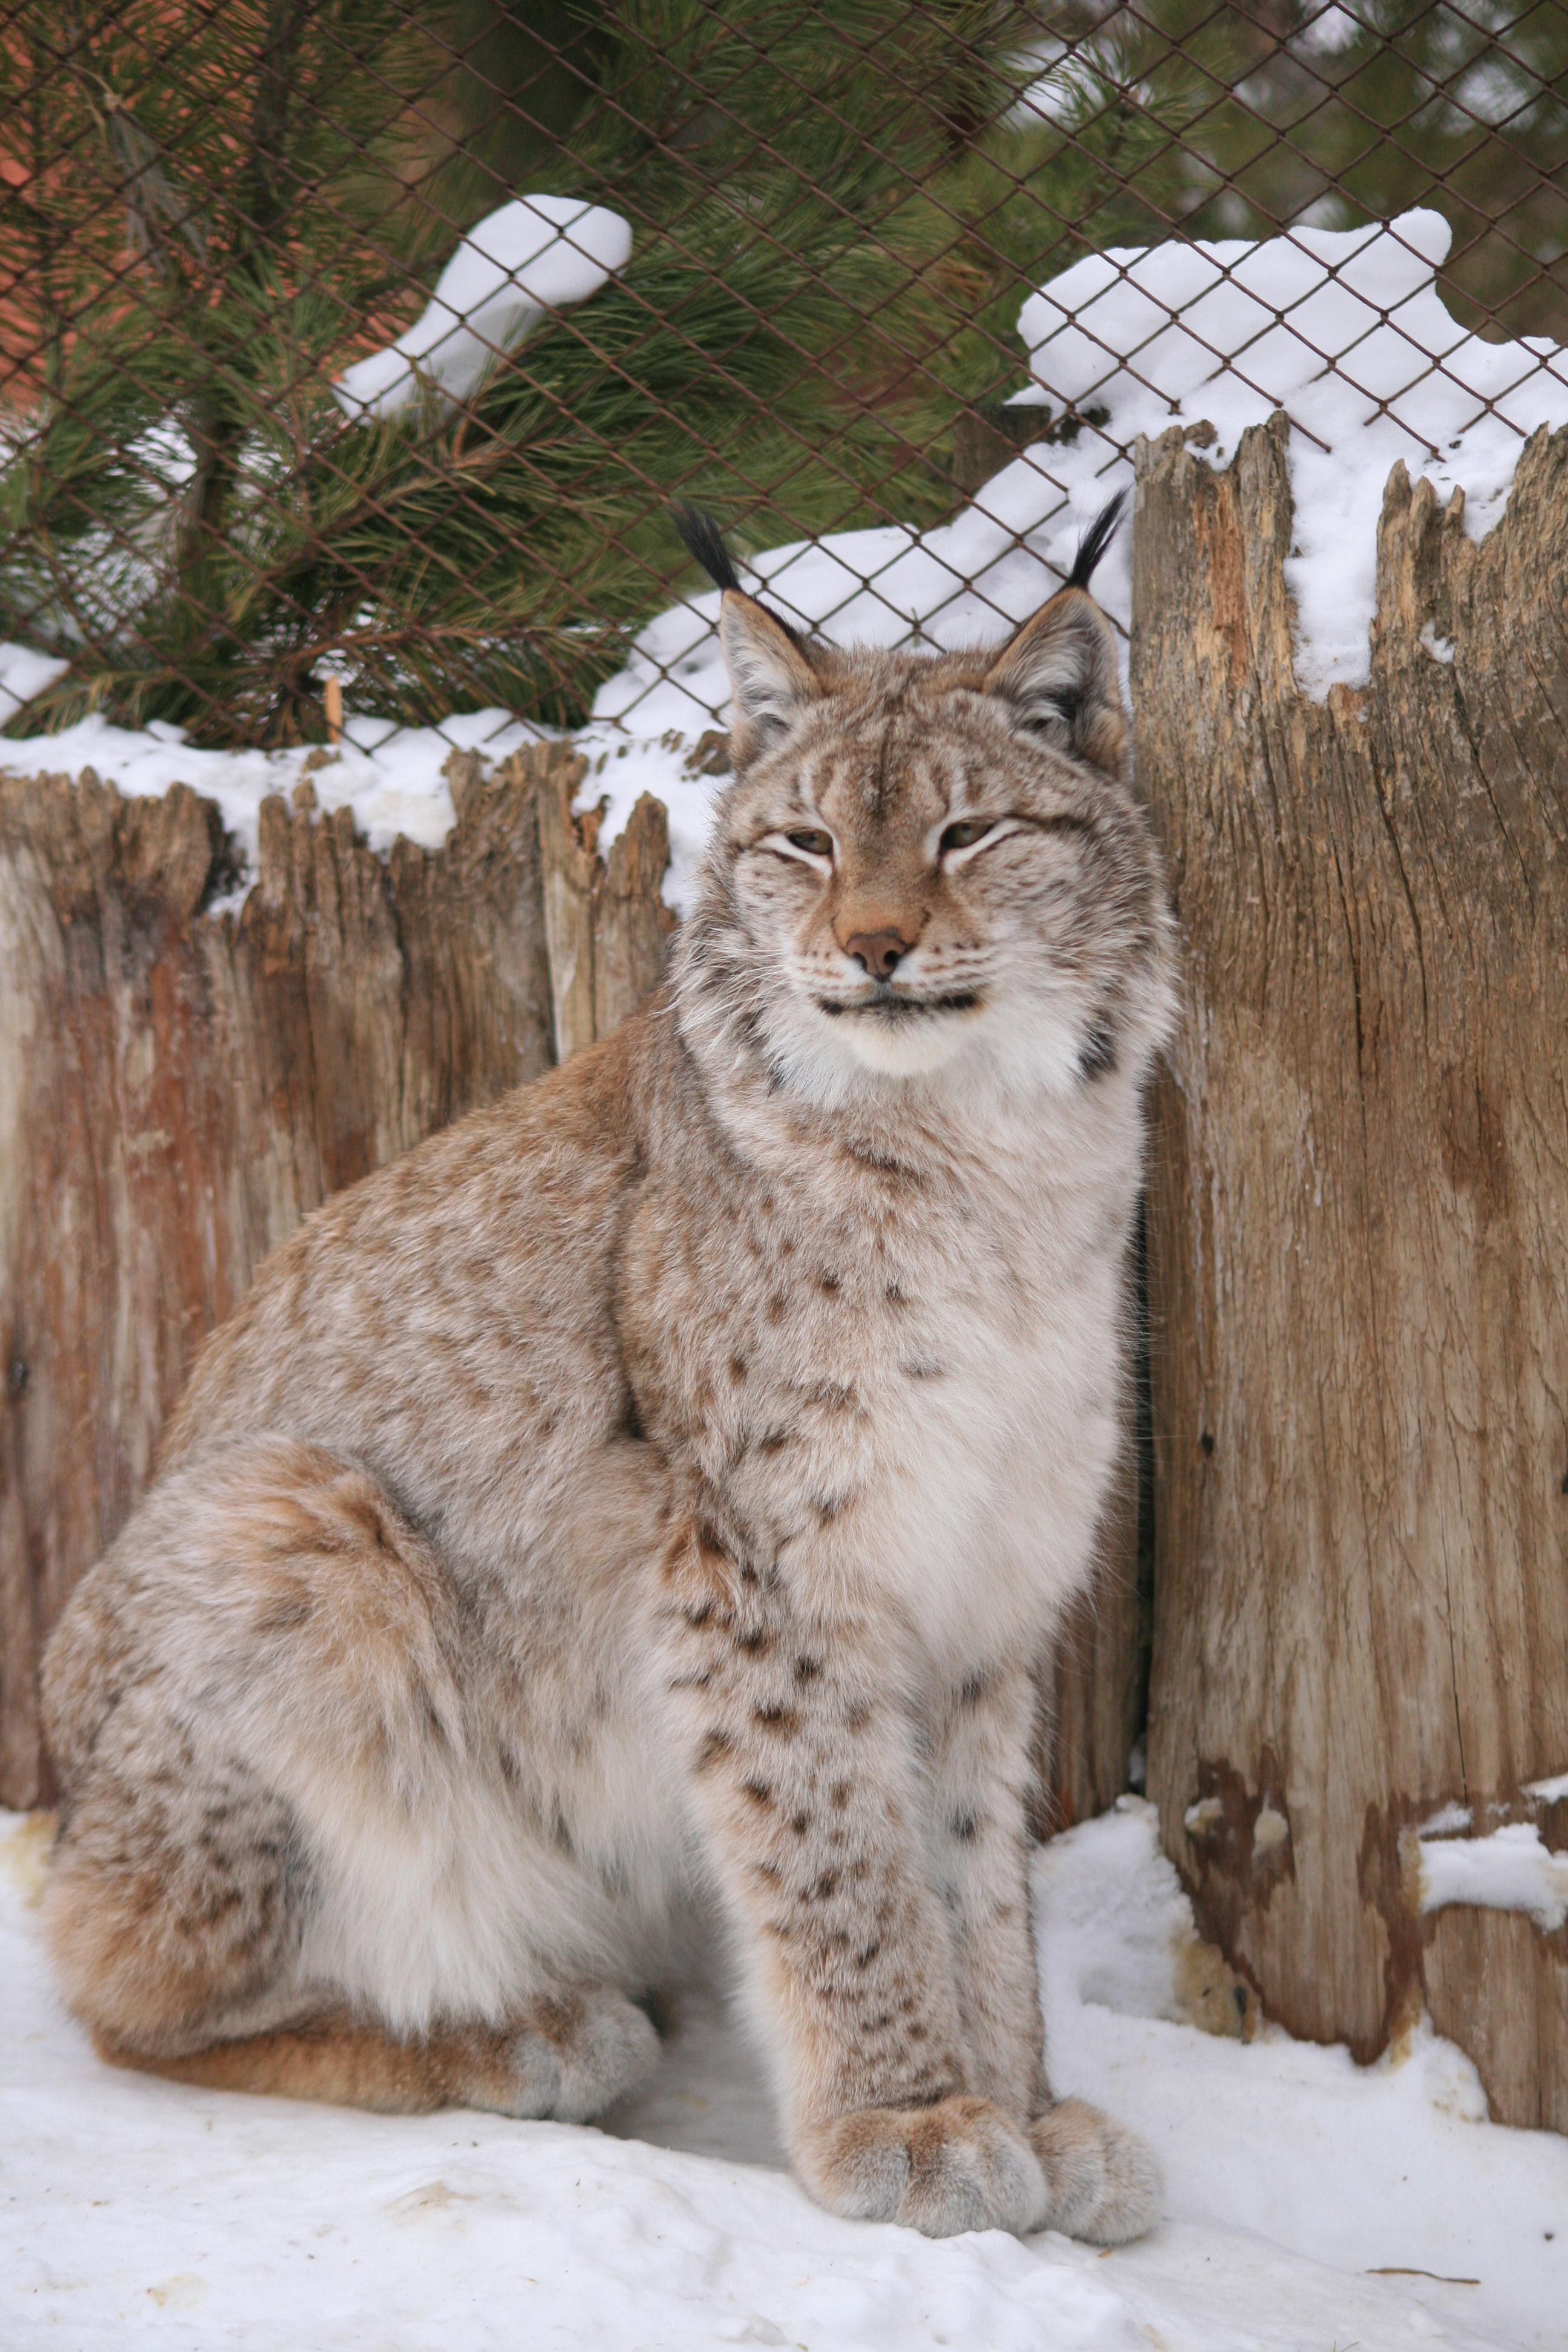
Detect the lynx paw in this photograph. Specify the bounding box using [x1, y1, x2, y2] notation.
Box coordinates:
[497, 1987, 660, 2123]
[798, 2094, 1049, 2238]
[1028, 2098, 1163, 2243]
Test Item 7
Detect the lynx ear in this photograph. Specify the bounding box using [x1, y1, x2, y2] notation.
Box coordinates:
[719, 589, 822, 745]
[982, 588, 1126, 777]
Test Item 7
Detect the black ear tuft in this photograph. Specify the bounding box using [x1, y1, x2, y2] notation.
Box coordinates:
[1065, 489, 1126, 594]
[670, 501, 742, 594]
[670, 502, 813, 655]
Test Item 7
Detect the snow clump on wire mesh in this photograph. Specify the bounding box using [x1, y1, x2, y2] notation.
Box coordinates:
[1014, 207, 1568, 695]
[601, 211, 1568, 753]
[333, 197, 634, 422]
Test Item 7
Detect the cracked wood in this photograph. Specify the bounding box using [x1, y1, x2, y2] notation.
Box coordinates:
[1137, 413, 1568, 2131]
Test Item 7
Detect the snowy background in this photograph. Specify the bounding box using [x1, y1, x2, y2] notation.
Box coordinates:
[3, 211, 1564, 917]
[4, 1802, 1564, 2351]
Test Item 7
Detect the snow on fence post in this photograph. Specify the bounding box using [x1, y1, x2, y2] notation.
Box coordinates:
[1134, 410, 1568, 2130]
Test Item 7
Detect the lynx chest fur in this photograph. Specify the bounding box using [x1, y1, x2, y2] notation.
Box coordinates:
[619, 1074, 1136, 1679]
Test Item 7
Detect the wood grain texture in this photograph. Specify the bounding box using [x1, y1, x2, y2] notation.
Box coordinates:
[1036, 1235, 1149, 1835]
[538, 764, 679, 1059]
[596, 795, 681, 1044]
[0, 745, 557, 1808]
[1136, 412, 1568, 2128]
[1036, 1443, 1145, 1835]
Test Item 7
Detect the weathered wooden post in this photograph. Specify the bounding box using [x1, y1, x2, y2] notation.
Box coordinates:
[0, 740, 615, 1808]
[0, 715, 1146, 1839]
[1038, 1420, 1146, 1833]
[1135, 413, 1568, 2128]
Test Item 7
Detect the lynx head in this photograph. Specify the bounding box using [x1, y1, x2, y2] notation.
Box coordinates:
[674, 501, 1175, 1108]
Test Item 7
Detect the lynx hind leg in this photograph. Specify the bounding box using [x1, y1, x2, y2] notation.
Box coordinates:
[44, 1434, 465, 2064]
[470, 1985, 660, 2122]
[42, 1688, 313, 2062]
[1028, 2099, 1163, 2244]
[106, 1985, 660, 2122]
[47, 1695, 658, 2117]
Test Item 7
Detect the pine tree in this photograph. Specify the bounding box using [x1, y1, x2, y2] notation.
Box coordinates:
[0, 0, 1194, 745]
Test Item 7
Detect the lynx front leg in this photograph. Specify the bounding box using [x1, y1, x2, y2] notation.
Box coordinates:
[930, 1661, 1050, 2118]
[932, 1658, 1163, 2245]
[657, 1530, 1047, 2239]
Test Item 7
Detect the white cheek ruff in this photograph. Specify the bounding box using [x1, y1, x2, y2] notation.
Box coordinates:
[833, 1009, 978, 1077]
[975, 989, 1090, 1097]
[760, 976, 1093, 1102]
[754, 990, 975, 1103]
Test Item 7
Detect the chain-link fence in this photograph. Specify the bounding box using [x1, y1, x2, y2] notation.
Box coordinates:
[1, 0, 1564, 767]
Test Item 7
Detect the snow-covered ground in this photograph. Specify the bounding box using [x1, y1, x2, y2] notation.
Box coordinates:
[4, 211, 1564, 917]
[3, 1802, 1563, 2351]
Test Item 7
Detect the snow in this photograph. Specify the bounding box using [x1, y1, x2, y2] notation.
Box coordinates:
[581, 209, 1568, 847]
[3, 212, 1567, 914]
[0, 680, 724, 916]
[1008, 38, 1075, 126]
[1417, 1821, 1568, 1935]
[4, 1801, 1565, 2351]
[1016, 207, 1568, 696]
[1420, 1801, 1476, 1837]
[1415, 1773, 1568, 1934]
[334, 197, 633, 421]
[1295, 2, 1364, 56]
[590, 458, 1112, 740]
[0, 641, 68, 722]
[0, 690, 534, 860]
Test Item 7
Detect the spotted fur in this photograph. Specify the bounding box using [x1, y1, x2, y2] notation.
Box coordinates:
[42, 561, 1175, 2243]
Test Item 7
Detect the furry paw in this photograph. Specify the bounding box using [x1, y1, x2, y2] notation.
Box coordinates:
[1028, 2098, 1163, 2243]
[499, 1987, 660, 2123]
[797, 2094, 1050, 2238]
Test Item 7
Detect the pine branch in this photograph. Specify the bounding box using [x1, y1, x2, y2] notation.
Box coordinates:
[0, 0, 1205, 743]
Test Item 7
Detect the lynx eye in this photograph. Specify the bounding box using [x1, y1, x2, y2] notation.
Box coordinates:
[939, 818, 993, 855]
[786, 828, 833, 857]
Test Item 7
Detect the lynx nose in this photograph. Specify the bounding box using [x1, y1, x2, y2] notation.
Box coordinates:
[842, 929, 912, 979]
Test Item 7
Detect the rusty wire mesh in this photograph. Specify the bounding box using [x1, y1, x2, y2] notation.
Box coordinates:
[0, 0, 1564, 759]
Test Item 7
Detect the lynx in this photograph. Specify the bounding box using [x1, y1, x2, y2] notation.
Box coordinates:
[42, 500, 1176, 2243]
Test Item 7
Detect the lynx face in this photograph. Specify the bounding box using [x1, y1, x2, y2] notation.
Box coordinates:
[690, 582, 1175, 1103]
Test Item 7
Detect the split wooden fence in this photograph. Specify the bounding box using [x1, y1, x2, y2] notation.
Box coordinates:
[2, 423, 1564, 2133]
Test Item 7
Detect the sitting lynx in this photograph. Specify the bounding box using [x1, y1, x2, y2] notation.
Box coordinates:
[42, 500, 1175, 2242]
